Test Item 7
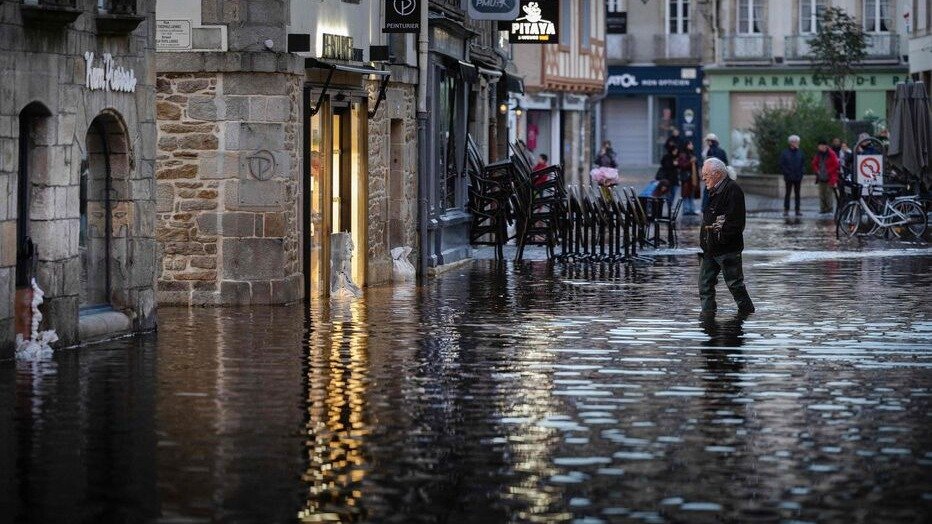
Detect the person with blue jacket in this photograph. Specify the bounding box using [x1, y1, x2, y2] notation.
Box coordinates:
[778, 135, 806, 216]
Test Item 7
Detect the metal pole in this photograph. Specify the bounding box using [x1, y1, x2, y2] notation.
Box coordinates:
[416, 2, 429, 283]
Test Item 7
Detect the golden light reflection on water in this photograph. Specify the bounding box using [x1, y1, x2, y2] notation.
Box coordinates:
[299, 301, 370, 523]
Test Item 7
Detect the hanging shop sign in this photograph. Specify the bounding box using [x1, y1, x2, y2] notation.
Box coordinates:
[500, 1, 559, 44]
[383, 0, 420, 33]
[465, 0, 520, 20]
[83, 52, 137, 93]
[321, 34, 354, 61]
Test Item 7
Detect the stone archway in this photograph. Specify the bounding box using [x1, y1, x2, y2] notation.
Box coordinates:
[81, 110, 133, 311]
[15, 102, 53, 339]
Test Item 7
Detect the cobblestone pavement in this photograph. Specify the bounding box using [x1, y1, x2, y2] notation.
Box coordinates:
[2, 218, 930, 523]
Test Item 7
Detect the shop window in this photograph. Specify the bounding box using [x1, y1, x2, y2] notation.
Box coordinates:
[800, 0, 826, 34]
[653, 97, 677, 164]
[864, 0, 892, 33]
[829, 91, 856, 121]
[667, 0, 690, 34]
[737, 0, 763, 34]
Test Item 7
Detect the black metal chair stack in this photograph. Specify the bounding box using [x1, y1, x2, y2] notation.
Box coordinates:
[466, 136, 513, 260]
[510, 140, 567, 261]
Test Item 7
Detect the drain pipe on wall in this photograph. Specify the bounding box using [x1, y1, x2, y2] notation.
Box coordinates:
[416, 2, 429, 283]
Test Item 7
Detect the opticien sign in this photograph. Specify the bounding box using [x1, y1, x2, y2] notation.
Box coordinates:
[84, 52, 137, 93]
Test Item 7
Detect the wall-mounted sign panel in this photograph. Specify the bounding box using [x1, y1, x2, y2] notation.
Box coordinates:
[384, 0, 420, 33]
[465, 0, 520, 20]
[321, 34, 354, 61]
[500, 1, 559, 44]
[607, 11, 627, 34]
[156, 19, 191, 50]
[84, 52, 137, 93]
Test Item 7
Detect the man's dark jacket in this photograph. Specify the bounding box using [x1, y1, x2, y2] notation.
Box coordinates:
[778, 147, 806, 181]
[700, 177, 746, 257]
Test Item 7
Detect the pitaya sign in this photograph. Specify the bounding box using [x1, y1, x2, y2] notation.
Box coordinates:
[500, 1, 559, 44]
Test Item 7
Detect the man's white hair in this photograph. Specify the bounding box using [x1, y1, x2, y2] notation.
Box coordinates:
[788, 135, 800, 143]
[703, 157, 728, 178]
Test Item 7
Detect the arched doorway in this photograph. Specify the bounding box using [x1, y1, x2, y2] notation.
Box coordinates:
[15, 102, 52, 338]
[81, 111, 131, 310]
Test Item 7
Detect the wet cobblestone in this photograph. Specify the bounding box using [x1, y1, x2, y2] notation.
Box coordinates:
[2, 218, 931, 523]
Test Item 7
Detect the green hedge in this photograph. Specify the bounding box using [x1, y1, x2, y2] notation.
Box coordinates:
[751, 94, 847, 174]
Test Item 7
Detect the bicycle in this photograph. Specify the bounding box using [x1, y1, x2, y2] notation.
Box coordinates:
[837, 183, 927, 240]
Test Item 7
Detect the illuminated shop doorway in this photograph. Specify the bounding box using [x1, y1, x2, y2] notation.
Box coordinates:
[305, 95, 368, 298]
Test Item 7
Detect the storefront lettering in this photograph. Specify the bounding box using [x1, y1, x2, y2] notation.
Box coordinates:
[321, 34, 354, 61]
[731, 74, 892, 89]
[84, 52, 137, 93]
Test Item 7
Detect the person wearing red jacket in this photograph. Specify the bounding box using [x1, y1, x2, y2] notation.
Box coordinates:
[810, 139, 839, 214]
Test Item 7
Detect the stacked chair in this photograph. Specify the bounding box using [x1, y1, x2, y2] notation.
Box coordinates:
[509, 140, 567, 261]
[465, 136, 683, 264]
[466, 135, 514, 260]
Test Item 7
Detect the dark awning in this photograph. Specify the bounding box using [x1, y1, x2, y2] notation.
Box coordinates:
[504, 72, 524, 94]
[304, 57, 390, 77]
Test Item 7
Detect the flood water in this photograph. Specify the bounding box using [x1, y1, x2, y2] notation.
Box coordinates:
[2, 218, 931, 523]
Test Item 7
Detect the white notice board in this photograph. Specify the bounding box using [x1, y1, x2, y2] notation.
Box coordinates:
[156, 20, 192, 51]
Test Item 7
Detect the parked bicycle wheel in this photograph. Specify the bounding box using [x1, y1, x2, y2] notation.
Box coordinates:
[837, 201, 863, 238]
[890, 200, 927, 239]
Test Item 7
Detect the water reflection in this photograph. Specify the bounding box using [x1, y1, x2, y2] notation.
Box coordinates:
[1, 219, 930, 523]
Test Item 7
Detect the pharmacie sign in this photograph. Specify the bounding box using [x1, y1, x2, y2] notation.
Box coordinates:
[501, 1, 559, 43]
[710, 72, 908, 91]
[466, 0, 520, 20]
[383, 0, 420, 33]
[83, 52, 137, 93]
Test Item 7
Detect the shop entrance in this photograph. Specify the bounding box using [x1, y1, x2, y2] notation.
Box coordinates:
[305, 95, 368, 299]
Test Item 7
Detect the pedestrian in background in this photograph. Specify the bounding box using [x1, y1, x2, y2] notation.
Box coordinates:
[532, 153, 549, 186]
[778, 135, 806, 217]
[657, 145, 680, 206]
[699, 157, 754, 316]
[810, 139, 840, 214]
[596, 141, 618, 168]
[665, 127, 684, 153]
[702, 133, 729, 211]
[838, 141, 853, 181]
[679, 140, 700, 215]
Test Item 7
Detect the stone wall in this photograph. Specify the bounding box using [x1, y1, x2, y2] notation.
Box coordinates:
[365, 80, 419, 285]
[155, 70, 302, 305]
[0, 0, 158, 355]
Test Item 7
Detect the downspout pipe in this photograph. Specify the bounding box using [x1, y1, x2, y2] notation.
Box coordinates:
[416, 2, 429, 283]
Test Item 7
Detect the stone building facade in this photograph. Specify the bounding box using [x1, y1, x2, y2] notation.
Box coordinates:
[155, 1, 303, 305]
[364, 75, 419, 285]
[1, 0, 159, 357]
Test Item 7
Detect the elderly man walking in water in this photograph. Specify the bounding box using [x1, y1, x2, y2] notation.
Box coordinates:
[698, 157, 755, 316]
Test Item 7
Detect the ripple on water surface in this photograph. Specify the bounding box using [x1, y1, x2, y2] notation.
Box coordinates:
[3, 219, 931, 523]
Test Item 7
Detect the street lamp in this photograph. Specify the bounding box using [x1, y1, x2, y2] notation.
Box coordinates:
[514, 101, 523, 118]
[498, 102, 508, 115]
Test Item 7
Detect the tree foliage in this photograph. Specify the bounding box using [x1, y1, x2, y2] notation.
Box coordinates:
[751, 94, 846, 174]
[808, 6, 868, 118]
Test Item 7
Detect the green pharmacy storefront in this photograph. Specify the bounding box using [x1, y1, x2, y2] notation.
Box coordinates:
[705, 67, 909, 171]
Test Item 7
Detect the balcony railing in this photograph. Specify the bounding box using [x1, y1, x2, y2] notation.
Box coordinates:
[654, 33, 701, 62]
[20, 0, 82, 27]
[863, 33, 900, 62]
[786, 33, 900, 63]
[98, 0, 136, 15]
[606, 34, 634, 63]
[785, 34, 816, 61]
[721, 35, 772, 64]
[96, 0, 143, 35]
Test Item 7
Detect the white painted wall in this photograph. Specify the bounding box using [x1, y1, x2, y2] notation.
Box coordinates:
[288, 0, 378, 61]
